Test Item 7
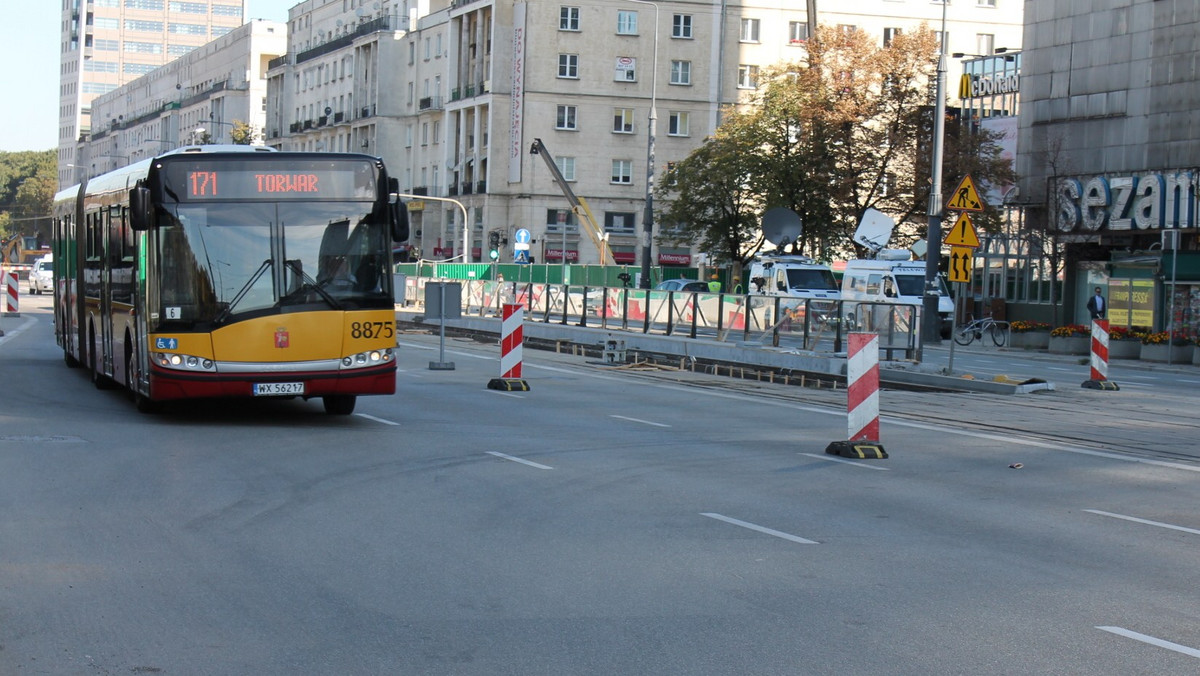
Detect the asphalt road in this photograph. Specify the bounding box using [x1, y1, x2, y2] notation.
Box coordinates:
[2, 294, 1199, 674]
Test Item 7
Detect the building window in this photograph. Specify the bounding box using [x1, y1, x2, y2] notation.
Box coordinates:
[977, 33, 995, 55]
[612, 160, 633, 184]
[546, 209, 578, 229]
[555, 156, 576, 181]
[168, 23, 207, 35]
[883, 27, 901, 47]
[668, 111, 689, 136]
[125, 20, 164, 32]
[789, 22, 808, 44]
[613, 108, 635, 133]
[615, 57, 637, 82]
[737, 65, 759, 89]
[672, 14, 693, 39]
[670, 60, 691, 85]
[556, 105, 578, 130]
[617, 10, 638, 35]
[605, 212, 637, 233]
[740, 18, 760, 43]
[560, 6, 580, 31]
[558, 54, 579, 79]
[977, 0, 996, 6]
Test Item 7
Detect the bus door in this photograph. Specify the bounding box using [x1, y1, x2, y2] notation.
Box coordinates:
[98, 206, 115, 377]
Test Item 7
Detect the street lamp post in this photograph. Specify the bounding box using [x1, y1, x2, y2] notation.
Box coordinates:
[923, 0, 949, 345]
[621, 0, 659, 289]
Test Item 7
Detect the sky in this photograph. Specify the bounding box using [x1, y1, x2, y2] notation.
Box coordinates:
[0, 1, 298, 153]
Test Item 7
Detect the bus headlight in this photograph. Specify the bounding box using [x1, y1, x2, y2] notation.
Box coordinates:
[340, 348, 393, 370]
[152, 352, 217, 372]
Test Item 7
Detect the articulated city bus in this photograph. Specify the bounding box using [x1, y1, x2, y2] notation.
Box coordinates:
[52, 147, 409, 414]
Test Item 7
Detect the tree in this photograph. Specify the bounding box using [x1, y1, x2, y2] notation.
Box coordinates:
[655, 122, 764, 268]
[658, 24, 1016, 261]
[230, 119, 260, 145]
[0, 150, 55, 242]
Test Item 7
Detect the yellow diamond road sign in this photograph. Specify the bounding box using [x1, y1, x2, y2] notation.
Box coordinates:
[944, 212, 981, 248]
[949, 246, 973, 283]
[947, 175, 986, 212]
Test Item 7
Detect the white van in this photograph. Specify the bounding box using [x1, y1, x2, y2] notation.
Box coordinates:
[841, 251, 953, 338]
[746, 255, 840, 301]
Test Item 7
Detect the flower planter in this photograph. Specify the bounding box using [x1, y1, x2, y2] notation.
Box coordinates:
[1008, 331, 1050, 350]
[1140, 342, 1194, 363]
[1048, 335, 1089, 355]
[1107, 339, 1142, 360]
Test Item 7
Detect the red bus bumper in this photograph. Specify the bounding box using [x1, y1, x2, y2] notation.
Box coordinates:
[147, 363, 396, 401]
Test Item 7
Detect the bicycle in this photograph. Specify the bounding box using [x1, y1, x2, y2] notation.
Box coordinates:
[953, 315, 1010, 347]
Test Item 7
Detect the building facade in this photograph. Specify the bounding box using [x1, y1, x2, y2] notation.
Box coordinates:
[57, 0, 248, 185]
[1017, 0, 1200, 331]
[82, 19, 285, 180]
[264, 0, 1022, 267]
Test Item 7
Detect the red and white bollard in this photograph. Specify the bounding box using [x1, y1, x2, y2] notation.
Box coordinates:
[826, 332, 887, 458]
[488, 303, 530, 391]
[2, 269, 19, 317]
[1083, 319, 1119, 390]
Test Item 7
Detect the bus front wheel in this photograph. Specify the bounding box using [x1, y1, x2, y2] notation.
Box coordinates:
[323, 395, 356, 415]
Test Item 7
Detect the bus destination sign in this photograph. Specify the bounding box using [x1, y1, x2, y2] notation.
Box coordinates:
[165, 161, 376, 201]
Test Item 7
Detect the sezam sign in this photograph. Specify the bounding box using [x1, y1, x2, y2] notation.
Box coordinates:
[1055, 170, 1200, 233]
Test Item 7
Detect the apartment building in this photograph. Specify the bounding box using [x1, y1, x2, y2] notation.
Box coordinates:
[81, 19, 285, 180]
[270, 0, 1024, 264]
[57, 0, 248, 185]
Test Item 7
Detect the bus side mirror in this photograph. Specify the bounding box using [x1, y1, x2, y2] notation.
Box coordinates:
[389, 195, 410, 242]
[129, 186, 155, 231]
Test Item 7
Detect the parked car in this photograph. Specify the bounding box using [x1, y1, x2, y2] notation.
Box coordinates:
[654, 279, 709, 293]
[28, 256, 53, 295]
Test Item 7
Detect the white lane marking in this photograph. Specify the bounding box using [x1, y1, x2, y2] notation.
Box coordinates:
[486, 451, 553, 470]
[1180, 378, 1200, 384]
[1084, 509, 1200, 536]
[355, 413, 400, 426]
[701, 512, 818, 544]
[1047, 366, 1074, 372]
[800, 452, 890, 470]
[491, 391, 526, 399]
[610, 414, 670, 428]
[410, 344, 1200, 474]
[1096, 626, 1200, 659]
[0, 315, 37, 346]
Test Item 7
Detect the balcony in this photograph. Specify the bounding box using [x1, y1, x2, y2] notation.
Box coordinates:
[318, 115, 328, 126]
[290, 122, 301, 133]
[411, 186, 429, 196]
[475, 180, 486, 194]
[448, 184, 458, 196]
[334, 111, 345, 123]
[360, 105, 375, 119]
[303, 119, 314, 130]
[419, 96, 444, 111]
[460, 183, 473, 195]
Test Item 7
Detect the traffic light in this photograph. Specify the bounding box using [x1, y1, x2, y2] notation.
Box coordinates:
[488, 231, 500, 260]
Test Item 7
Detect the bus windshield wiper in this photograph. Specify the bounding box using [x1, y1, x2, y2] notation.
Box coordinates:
[214, 258, 272, 325]
[282, 259, 344, 310]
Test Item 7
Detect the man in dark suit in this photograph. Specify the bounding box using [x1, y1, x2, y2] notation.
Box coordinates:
[1086, 286, 1106, 319]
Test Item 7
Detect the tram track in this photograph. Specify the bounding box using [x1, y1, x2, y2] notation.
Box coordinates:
[614, 363, 1200, 469]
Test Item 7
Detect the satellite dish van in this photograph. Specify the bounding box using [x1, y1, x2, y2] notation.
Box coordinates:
[842, 210, 952, 337]
[747, 207, 840, 301]
[841, 253, 954, 338]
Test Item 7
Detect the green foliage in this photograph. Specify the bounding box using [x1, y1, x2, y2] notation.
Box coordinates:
[230, 119, 260, 145]
[0, 150, 56, 241]
[656, 23, 1017, 262]
[655, 124, 764, 267]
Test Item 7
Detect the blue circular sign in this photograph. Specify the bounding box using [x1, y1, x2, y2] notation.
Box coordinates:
[515, 228, 532, 244]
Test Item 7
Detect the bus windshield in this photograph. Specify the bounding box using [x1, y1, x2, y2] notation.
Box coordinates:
[155, 201, 391, 330]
